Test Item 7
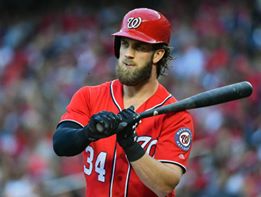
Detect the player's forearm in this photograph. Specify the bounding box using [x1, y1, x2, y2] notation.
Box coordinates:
[130, 154, 182, 197]
[53, 122, 90, 156]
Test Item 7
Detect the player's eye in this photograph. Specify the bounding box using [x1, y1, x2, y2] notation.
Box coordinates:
[135, 44, 153, 52]
[120, 39, 129, 48]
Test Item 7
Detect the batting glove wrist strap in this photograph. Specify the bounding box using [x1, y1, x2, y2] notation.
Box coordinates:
[124, 142, 145, 162]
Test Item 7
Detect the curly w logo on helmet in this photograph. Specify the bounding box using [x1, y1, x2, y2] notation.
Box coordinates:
[127, 17, 142, 29]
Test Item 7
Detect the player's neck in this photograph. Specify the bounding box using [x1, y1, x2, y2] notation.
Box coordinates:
[123, 78, 159, 109]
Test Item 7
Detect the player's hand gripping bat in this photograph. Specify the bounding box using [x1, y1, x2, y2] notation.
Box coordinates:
[96, 81, 253, 132]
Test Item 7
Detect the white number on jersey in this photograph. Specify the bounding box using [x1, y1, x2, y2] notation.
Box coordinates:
[137, 136, 157, 155]
[95, 152, 106, 182]
[84, 146, 107, 182]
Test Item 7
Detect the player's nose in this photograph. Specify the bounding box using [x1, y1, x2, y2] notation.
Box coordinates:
[124, 46, 135, 58]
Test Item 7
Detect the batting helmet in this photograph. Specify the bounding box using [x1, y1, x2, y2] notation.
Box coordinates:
[113, 8, 171, 58]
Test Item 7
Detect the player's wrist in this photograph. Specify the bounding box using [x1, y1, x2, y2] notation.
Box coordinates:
[80, 127, 93, 144]
[122, 141, 145, 162]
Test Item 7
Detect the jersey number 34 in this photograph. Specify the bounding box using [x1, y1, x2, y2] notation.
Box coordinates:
[83, 136, 157, 182]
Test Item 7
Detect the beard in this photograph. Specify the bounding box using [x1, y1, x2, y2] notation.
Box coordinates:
[116, 59, 153, 86]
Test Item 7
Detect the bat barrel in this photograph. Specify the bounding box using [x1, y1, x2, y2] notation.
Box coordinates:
[187, 81, 253, 108]
[139, 81, 253, 119]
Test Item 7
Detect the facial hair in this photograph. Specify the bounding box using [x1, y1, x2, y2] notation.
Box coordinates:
[116, 59, 153, 86]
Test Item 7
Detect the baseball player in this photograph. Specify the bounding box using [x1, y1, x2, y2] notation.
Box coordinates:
[53, 8, 194, 197]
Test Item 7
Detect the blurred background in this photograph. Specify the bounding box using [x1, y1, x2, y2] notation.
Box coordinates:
[0, 0, 260, 196]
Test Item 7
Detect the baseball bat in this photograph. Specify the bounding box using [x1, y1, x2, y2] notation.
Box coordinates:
[96, 81, 253, 132]
[139, 81, 253, 119]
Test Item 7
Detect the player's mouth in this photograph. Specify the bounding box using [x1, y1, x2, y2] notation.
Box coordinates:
[123, 61, 135, 67]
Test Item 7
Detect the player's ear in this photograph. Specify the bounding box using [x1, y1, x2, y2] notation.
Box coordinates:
[152, 49, 165, 64]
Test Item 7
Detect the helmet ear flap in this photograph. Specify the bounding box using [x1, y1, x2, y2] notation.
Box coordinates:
[114, 37, 121, 59]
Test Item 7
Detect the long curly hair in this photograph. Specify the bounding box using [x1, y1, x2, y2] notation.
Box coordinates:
[153, 44, 173, 78]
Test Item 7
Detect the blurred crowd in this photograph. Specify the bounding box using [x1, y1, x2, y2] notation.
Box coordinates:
[0, 0, 260, 196]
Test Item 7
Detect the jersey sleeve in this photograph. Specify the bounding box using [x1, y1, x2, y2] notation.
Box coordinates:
[59, 86, 91, 127]
[154, 111, 194, 173]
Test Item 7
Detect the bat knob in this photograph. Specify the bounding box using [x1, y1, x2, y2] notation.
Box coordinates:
[96, 123, 104, 132]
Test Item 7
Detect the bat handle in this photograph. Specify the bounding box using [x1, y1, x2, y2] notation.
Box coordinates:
[95, 115, 141, 133]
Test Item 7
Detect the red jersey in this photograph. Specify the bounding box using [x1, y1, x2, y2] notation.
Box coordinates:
[60, 80, 194, 197]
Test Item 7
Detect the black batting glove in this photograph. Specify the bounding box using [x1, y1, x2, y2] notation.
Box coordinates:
[83, 111, 120, 142]
[117, 106, 145, 162]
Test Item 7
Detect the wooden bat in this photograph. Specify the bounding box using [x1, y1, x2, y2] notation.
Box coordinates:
[139, 81, 253, 119]
[96, 81, 253, 132]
